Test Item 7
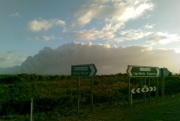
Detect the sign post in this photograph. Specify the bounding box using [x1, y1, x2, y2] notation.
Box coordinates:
[71, 64, 97, 115]
[128, 77, 131, 105]
[160, 68, 170, 99]
[127, 65, 160, 105]
[143, 78, 147, 103]
[148, 78, 151, 100]
[156, 77, 159, 101]
[91, 77, 93, 112]
[30, 98, 33, 121]
[77, 77, 80, 116]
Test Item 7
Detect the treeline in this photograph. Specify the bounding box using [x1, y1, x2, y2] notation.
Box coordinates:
[0, 73, 129, 81]
[0, 74, 72, 83]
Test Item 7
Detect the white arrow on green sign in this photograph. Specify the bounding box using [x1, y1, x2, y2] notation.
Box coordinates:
[127, 65, 160, 77]
[131, 86, 156, 94]
[71, 64, 97, 77]
[141, 85, 149, 92]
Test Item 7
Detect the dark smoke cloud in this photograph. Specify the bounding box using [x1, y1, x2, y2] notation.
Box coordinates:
[0, 42, 179, 75]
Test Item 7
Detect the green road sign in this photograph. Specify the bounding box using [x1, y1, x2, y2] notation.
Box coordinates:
[71, 64, 97, 77]
[127, 65, 160, 77]
[160, 68, 170, 77]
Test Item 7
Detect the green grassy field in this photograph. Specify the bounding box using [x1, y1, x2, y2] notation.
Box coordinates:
[0, 94, 179, 121]
[58, 94, 180, 121]
[0, 74, 179, 120]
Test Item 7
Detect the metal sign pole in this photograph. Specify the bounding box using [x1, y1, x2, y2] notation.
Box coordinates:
[30, 98, 33, 121]
[162, 76, 165, 99]
[160, 68, 164, 99]
[156, 77, 159, 101]
[77, 77, 80, 116]
[148, 78, 150, 100]
[163, 76, 165, 98]
[131, 93, 133, 105]
[91, 77, 94, 112]
[144, 78, 147, 103]
[128, 77, 131, 106]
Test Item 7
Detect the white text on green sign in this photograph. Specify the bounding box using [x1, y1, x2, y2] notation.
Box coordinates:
[71, 64, 97, 77]
[127, 65, 160, 77]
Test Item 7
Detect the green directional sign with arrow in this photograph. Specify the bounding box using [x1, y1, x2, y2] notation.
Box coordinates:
[71, 64, 97, 77]
[127, 65, 160, 77]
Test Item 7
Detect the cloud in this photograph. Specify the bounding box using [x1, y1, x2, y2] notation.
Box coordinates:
[28, 35, 60, 41]
[73, 0, 154, 27]
[35, 35, 56, 41]
[144, 24, 154, 29]
[72, 0, 154, 42]
[0, 52, 27, 68]
[147, 32, 180, 45]
[0, 42, 179, 74]
[118, 29, 152, 41]
[73, 28, 151, 42]
[72, 23, 123, 41]
[174, 48, 180, 53]
[28, 19, 66, 32]
[9, 12, 20, 17]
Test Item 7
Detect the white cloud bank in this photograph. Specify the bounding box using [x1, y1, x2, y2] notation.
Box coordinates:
[0, 42, 179, 75]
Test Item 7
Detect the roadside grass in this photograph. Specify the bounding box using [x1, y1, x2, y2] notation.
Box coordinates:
[58, 93, 180, 121]
[0, 93, 179, 121]
[0, 75, 179, 120]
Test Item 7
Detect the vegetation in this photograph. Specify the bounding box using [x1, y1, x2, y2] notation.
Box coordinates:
[0, 73, 179, 120]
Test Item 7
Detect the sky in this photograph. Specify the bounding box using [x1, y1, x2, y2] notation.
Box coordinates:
[0, 0, 180, 75]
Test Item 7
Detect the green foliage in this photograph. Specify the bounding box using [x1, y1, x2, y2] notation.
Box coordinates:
[0, 74, 179, 119]
[164, 77, 180, 95]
